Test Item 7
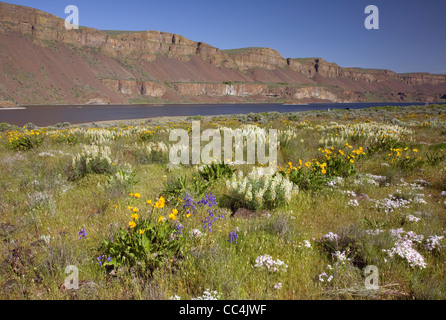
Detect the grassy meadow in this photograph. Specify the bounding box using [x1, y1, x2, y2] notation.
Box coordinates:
[0, 104, 446, 300]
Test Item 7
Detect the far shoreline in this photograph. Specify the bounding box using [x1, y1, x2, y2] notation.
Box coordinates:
[1, 101, 445, 127]
[1, 100, 444, 109]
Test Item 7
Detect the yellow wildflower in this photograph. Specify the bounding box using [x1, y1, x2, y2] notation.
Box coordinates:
[139, 229, 146, 235]
[133, 207, 139, 213]
[172, 208, 178, 215]
[129, 221, 136, 229]
[131, 213, 139, 220]
[147, 200, 152, 205]
[169, 213, 177, 220]
[158, 216, 165, 223]
[154, 196, 165, 209]
[186, 213, 191, 218]
[134, 193, 141, 199]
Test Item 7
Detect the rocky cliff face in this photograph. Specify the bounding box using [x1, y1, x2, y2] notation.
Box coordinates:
[1, 2, 445, 106]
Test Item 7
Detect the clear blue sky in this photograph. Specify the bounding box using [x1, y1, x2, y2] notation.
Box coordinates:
[4, 0, 446, 74]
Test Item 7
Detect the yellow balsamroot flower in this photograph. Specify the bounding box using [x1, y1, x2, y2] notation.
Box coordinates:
[350, 159, 355, 163]
[134, 193, 141, 199]
[129, 221, 136, 229]
[129, 193, 134, 197]
[139, 229, 146, 235]
[172, 209, 178, 215]
[133, 207, 139, 213]
[158, 216, 165, 223]
[169, 213, 177, 220]
[147, 200, 152, 205]
[413, 149, 418, 153]
[299, 159, 303, 166]
[178, 197, 183, 203]
[131, 213, 139, 220]
[321, 169, 327, 174]
[305, 162, 311, 168]
[154, 196, 166, 209]
[186, 213, 191, 219]
[339, 150, 345, 155]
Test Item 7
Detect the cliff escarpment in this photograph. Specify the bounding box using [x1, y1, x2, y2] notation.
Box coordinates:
[1, 2, 446, 106]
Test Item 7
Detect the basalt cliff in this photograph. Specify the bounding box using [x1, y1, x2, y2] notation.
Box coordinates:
[1, 2, 446, 106]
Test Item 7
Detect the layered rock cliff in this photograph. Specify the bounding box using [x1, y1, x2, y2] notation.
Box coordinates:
[1, 1, 445, 106]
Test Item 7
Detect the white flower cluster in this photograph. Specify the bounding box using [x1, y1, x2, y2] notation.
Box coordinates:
[360, 173, 387, 186]
[385, 229, 426, 269]
[327, 177, 344, 188]
[81, 126, 158, 144]
[406, 215, 421, 222]
[347, 199, 359, 207]
[332, 250, 352, 265]
[342, 190, 357, 197]
[39, 235, 52, 244]
[144, 141, 169, 155]
[384, 238, 426, 269]
[226, 167, 298, 208]
[278, 127, 299, 143]
[300, 240, 312, 249]
[219, 124, 278, 151]
[83, 128, 121, 144]
[190, 229, 202, 238]
[318, 272, 333, 283]
[425, 235, 444, 251]
[365, 229, 384, 236]
[320, 232, 340, 242]
[318, 122, 413, 148]
[192, 289, 223, 300]
[274, 283, 283, 290]
[72, 144, 112, 167]
[374, 195, 412, 214]
[253, 254, 288, 272]
[169, 289, 223, 300]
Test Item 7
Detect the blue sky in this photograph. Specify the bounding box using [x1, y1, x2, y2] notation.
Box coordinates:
[4, 0, 446, 74]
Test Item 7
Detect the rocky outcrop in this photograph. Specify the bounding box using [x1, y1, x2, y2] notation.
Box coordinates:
[102, 80, 166, 97]
[172, 83, 267, 97]
[1, 2, 445, 106]
[224, 48, 288, 70]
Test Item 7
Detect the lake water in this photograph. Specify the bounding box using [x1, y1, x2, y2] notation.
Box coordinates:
[0, 102, 443, 127]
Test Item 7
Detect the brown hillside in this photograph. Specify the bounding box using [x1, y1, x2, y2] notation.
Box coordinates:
[1, 1, 446, 106]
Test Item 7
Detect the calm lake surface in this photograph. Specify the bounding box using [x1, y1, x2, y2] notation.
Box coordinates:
[0, 102, 443, 127]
